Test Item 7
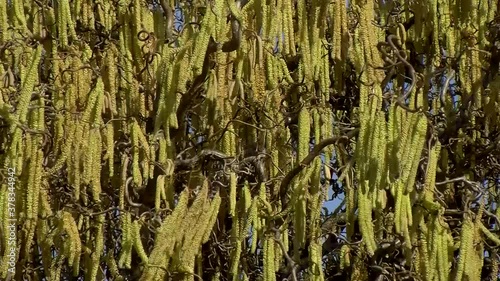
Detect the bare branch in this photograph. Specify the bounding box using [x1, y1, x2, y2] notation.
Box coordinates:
[435, 176, 482, 193]
[125, 176, 143, 208]
[279, 129, 359, 204]
[272, 228, 298, 281]
[159, 0, 174, 41]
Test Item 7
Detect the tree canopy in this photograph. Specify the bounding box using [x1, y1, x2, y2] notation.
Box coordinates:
[0, 0, 500, 280]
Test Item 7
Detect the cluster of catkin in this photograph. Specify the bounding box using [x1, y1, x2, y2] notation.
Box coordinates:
[0, 0, 499, 280]
[345, 1, 500, 280]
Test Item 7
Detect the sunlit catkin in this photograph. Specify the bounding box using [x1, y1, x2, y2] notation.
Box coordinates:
[358, 181, 376, 256]
[0, 1, 497, 280]
[0, 0, 7, 44]
[298, 107, 310, 162]
[455, 215, 474, 281]
[133, 219, 149, 264]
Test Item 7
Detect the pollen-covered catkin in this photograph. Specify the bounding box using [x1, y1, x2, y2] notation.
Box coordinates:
[0, 1, 496, 280]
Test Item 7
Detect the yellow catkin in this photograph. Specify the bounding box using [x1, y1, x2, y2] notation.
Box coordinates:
[490, 249, 499, 281]
[104, 123, 114, 176]
[251, 199, 260, 254]
[340, 245, 351, 270]
[298, 108, 310, 162]
[61, 211, 81, 274]
[230, 219, 242, 279]
[178, 186, 212, 275]
[118, 212, 133, 269]
[91, 129, 102, 202]
[36, 189, 54, 279]
[106, 253, 124, 281]
[264, 237, 276, 281]
[1, 1, 496, 280]
[429, 217, 442, 281]
[105, 47, 118, 116]
[57, 0, 69, 48]
[455, 215, 474, 281]
[358, 183, 376, 256]
[479, 223, 500, 246]
[64, 0, 77, 40]
[423, 141, 441, 211]
[201, 191, 222, 244]
[142, 188, 190, 279]
[394, 180, 403, 234]
[222, 133, 237, 217]
[404, 114, 427, 194]
[12, 0, 27, 31]
[0, 0, 7, 44]
[131, 120, 143, 186]
[155, 175, 165, 210]
[133, 219, 149, 264]
[417, 230, 430, 279]
[15, 46, 42, 126]
[22, 95, 44, 261]
[309, 241, 324, 281]
[89, 214, 105, 280]
[191, 8, 214, 76]
[374, 112, 387, 191]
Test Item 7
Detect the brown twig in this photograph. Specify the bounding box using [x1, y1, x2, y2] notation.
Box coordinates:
[440, 69, 455, 105]
[159, 0, 174, 41]
[435, 176, 482, 193]
[386, 35, 420, 112]
[272, 228, 298, 281]
[125, 176, 143, 208]
[279, 129, 359, 204]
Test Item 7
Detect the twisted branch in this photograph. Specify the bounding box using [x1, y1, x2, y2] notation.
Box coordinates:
[171, 0, 247, 140]
[174, 149, 268, 182]
[279, 129, 359, 205]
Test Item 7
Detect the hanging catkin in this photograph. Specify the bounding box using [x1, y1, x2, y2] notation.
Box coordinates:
[0, 1, 498, 280]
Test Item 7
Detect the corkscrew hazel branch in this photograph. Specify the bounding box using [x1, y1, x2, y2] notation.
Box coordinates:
[125, 176, 143, 208]
[272, 227, 298, 281]
[160, 0, 174, 42]
[435, 176, 482, 194]
[440, 69, 455, 106]
[174, 148, 268, 183]
[386, 34, 419, 111]
[279, 128, 359, 207]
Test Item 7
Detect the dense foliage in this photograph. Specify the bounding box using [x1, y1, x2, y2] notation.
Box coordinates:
[0, 0, 500, 280]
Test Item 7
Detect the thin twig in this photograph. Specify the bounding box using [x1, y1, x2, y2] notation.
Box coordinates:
[272, 228, 298, 281]
[279, 129, 359, 204]
[435, 176, 482, 193]
[440, 69, 455, 105]
[125, 176, 143, 207]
